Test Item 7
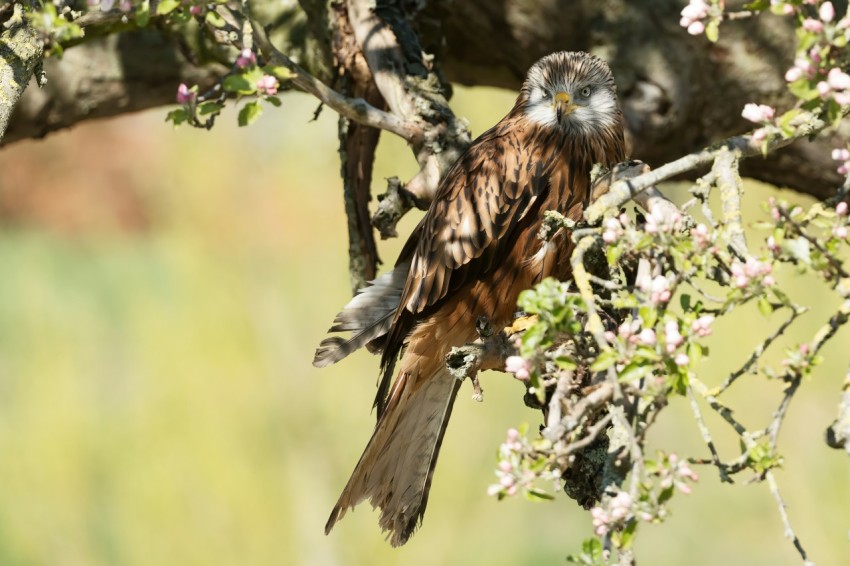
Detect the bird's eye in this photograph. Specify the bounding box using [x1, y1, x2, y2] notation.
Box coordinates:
[580, 86, 592, 98]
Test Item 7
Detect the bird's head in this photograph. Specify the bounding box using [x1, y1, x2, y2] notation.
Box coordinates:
[518, 51, 622, 139]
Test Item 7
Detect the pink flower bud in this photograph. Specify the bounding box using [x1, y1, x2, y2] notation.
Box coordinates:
[819, 1, 835, 22]
[835, 226, 849, 239]
[119, 0, 131, 12]
[817, 81, 832, 98]
[834, 91, 850, 106]
[176, 83, 194, 104]
[802, 18, 824, 32]
[741, 103, 775, 123]
[784, 66, 804, 82]
[236, 49, 257, 69]
[675, 353, 690, 366]
[507, 428, 520, 442]
[189, 4, 203, 15]
[256, 74, 279, 95]
[763, 275, 776, 287]
[638, 329, 657, 346]
[836, 201, 848, 215]
[832, 148, 850, 161]
[687, 21, 706, 35]
[827, 68, 850, 91]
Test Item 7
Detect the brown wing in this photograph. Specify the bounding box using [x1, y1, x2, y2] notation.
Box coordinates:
[399, 122, 550, 316]
[373, 118, 557, 413]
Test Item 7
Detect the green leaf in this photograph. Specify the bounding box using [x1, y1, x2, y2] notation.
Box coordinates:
[238, 101, 263, 127]
[590, 349, 618, 372]
[197, 101, 223, 116]
[619, 362, 653, 383]
[787, 79, 820, 102]
[757, 295, 774, 317]
[523, 487, 555, 502]
[705, 19, 719, 43]
[265, 96, 282, 107]
[165, 108, 188, 127]
[264, 65, 296, 81]
[679, 293, 692, 312]
[639, 306, 657, 330]
[205, 10, 226, 27]
[156, 0, 180, 15]
[136, 0, 151, 26]
[616, 520, 638, 550]
[223, 74, 255, 95]
[556, 356, 577, 371]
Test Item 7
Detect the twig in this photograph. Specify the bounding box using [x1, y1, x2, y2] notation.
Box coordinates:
[687, 386, 731, 483]
[765, 470, 814, 565]
[252, 21, 419, 141]
[716, 306, 807, 394]
[585, 115, 826, 223]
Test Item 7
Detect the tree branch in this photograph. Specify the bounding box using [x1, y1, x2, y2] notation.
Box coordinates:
[0, 13, 42, 143]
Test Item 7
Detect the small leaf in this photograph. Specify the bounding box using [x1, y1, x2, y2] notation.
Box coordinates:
[679, 293, 692, 312]
[198, 101, 223, 115]
[238, 101, 263, 127]
[205, 10, 226, 27]
[223, 74, 255, 94]
[265, 96, 282, 107]
[523, 487, 555, 502]
[136, 0, 151, 26]
[757, 296, 774, 317]
[590, 349, 618, 372]
[165, 108, 188, 126]
[156, 0, 180, 15]
[705, 19, 719, 43]
[264, 65, 296, 81]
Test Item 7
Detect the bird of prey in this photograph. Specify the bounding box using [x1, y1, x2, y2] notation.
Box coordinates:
[314, 51, 626, 546]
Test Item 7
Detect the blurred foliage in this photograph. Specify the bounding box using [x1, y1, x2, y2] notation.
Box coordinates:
[0, 88, 847, 565]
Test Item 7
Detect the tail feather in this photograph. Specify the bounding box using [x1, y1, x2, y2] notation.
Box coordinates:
[313, 263, 409, 368]
[325, 366, 461, 546]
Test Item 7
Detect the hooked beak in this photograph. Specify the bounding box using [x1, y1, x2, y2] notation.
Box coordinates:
[554, 91, 577, 121]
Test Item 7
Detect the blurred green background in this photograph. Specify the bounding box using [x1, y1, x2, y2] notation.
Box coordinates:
[0, 86, 847, 565]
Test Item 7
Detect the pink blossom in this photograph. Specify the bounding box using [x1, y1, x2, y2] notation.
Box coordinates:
[836, 201, 848, 215]
[487, 484, 502, 496]
[687, 21, 706, 35]
[610, 492, 633, 520]
[832, 148, 850, 161]
[189, 4, 203, 15]
[691, 315, 714, 337]
[256, 74, 280, 95]
[680, 1, 708, 21]
[763, 275, 776, 286]
[838, 17, 850, 29]
[817, 81, 832, 98]
[819, 1, 835, 22]
[802, 18, 824, 32]
[741, 103, 775, 123]
[119, 0, 131, 12]
[827, 68, 850, 91]
[840, 164, 850, 175]
[784, 66, 804, 83]
[767, 236, 779, 252]
[835, 226, 849, 239]
[649, 275, 672, 306]
[176, 83, 194, 104]
[236, 49, 257, 69]
[602, 217, 623, 243]
[834, 91, 850, 106]
[638, 328, 657, 346]
[809, 47, 821, 64]
[794, 57, 814, 76]
[691, 223, 710, 247]
[674, 353, 690, 366]
[665, 321, 683, 353]
[505, 356, 531, 380]
[751, 128, 768, 143]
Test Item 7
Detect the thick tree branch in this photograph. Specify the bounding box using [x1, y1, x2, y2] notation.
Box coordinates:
[0, 13, 42, 143]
